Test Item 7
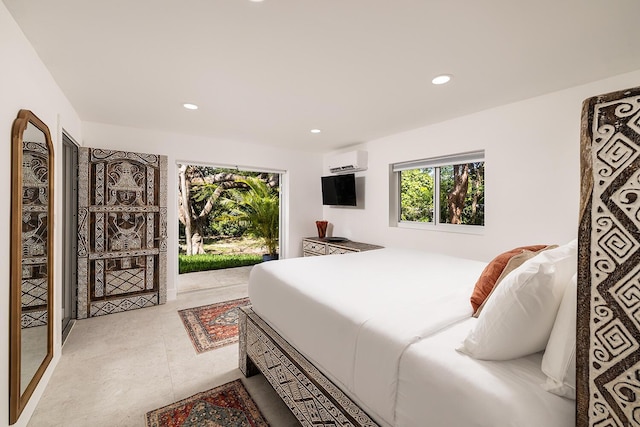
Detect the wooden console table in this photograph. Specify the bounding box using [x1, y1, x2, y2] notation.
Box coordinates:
[302, 237, 383, 257]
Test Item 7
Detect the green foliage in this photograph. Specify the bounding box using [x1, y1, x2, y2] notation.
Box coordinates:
[439, 162, 485, 225]
[204, 202, 248, 237]
[400, 162, 484, 226]
[188, 166, 223, 204]
[209, 217, 247, 237]
[178, 253, 262, 274]
[400, 168, 434, 222]
[221, 177, 280, 255]
[439, 165, 454, 223]
[191, 167, 262, 203]
[184, 167, 275, 239]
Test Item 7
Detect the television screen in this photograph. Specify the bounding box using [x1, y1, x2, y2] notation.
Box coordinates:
[321, 174, 357, 206]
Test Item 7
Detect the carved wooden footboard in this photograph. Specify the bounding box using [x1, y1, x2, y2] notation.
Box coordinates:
[578, 86, 640, 426]
[239, 306, 379, 427]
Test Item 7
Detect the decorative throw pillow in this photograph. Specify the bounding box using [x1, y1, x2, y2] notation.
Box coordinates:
[542, 273, 577, 399]
[470, 244, 548, 312]
[459, 240, 577, 361]
[473, 249, 539, 317]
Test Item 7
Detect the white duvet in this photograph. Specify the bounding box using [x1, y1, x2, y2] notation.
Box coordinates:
[396, 319, 575, 427]
[248, 247, 487, 426]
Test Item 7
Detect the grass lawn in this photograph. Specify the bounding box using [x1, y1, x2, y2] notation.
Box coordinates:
[178, 253, 263, 274]
[178, 236, 270, 274]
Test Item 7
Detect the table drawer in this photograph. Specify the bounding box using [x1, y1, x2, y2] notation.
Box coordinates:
[303, 251, 322, 257]
[327, 245, 358, 255]
[303, 239, 326, 255]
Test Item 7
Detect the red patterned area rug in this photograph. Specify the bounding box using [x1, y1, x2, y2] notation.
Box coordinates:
[145, 379, 269, 427]
[179, 297, 251, 354]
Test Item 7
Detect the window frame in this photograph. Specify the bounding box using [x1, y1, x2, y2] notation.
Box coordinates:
[391, 150, 485, 234]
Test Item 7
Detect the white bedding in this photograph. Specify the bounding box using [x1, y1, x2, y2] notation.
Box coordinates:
[248, 247, 487, 425]
[396, 318, 575, 427]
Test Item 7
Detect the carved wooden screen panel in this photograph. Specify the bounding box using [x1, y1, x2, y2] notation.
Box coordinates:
[578, 86, 640, 426]
[21, 140, 50, 328]
[77, 148, 167, 319]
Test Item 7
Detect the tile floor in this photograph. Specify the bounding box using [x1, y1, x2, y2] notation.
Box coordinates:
[27, 267, 300, 427]
[176, 266, 255, 293]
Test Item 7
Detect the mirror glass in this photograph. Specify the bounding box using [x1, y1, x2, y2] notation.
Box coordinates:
[20, 122, 50, 394]
[10, 110, 54, 425]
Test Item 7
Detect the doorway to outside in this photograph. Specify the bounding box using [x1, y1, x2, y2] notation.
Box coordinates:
[61, 132, 78, 343]
[177, 164, 282, 292]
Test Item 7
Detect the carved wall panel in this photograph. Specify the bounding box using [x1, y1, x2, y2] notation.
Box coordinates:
[21, 141, 50, 328]
[578, 86, 640, 426]
[77, 149, 167, 319]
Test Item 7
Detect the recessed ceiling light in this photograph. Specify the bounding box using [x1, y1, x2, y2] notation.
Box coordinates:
[310, 129, 321, 134]
[431, 75, 452, 85]
[183, 103, 198, 110]
[249, 0, 264, 2]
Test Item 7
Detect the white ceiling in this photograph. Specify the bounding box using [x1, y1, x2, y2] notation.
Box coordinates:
[5, 0, 640, 152]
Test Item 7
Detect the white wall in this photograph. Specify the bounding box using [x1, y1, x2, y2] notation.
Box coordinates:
[323, 70, 640, 261]
[0, 3, 83, 426]
[81, 122, 323, 299]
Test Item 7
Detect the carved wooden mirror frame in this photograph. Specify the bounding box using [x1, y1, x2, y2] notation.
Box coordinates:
[9, 109, 54, 424]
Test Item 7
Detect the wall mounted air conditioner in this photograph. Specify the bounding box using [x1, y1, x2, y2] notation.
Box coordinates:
[328, 150, 368, 173]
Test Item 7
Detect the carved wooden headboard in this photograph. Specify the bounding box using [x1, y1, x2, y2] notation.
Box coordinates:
[578, 86, 640, 426]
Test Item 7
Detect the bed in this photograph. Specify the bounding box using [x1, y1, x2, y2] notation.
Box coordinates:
[396, 318, 575, 427]
[239, 245, 577, 426]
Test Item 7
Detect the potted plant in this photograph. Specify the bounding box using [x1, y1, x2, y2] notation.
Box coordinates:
[223, 177, 279, 261]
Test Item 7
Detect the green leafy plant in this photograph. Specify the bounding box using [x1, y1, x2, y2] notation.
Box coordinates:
[221, 177, 279, 257]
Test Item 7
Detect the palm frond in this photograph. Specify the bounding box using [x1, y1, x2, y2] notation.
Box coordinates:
[221, 177, 279, 255]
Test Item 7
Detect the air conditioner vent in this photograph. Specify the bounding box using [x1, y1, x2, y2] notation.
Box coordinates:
[327, 150, 367, 174]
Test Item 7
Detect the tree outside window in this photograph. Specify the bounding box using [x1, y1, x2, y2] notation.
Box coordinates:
[439, 162, 484, 225]
[396, 153, 484, 227]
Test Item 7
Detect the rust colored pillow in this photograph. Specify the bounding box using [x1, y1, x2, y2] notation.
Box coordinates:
[470, 245, 548, 313]
[473, 250, 538, 318]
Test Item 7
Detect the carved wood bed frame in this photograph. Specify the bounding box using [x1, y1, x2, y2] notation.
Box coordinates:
[239, 306, 378, 426]
[240, 85, 640, 427]
[577, 86, 640, 427]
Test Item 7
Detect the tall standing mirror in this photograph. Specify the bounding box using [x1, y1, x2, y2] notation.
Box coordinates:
[10, 109, 54, 425]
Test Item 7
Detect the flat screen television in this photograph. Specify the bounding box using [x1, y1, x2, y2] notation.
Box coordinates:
[321, 173, 357, 206]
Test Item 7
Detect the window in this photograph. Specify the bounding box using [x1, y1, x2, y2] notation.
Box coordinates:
[400, 167, 434, 222]
[393, 151, 485, 229]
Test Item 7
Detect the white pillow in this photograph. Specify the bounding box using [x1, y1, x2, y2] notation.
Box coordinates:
[458, 239, 577, 360]
[541, 239, 578, 297]
[541, 273, 577, 399]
